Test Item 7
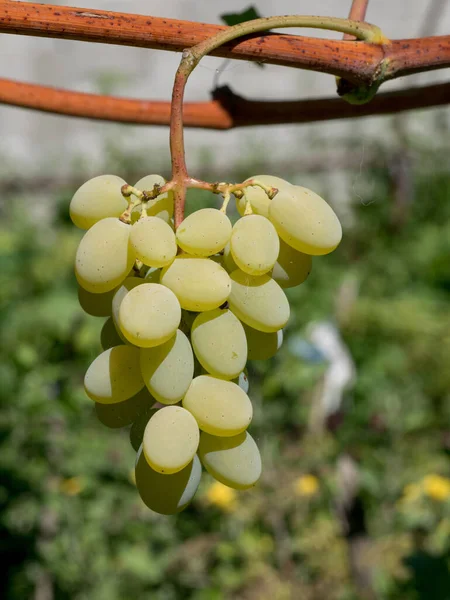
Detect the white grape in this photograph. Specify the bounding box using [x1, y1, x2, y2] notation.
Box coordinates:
[70, 174, 128, 230]
[269, 185, 342, 255]
[160, 255, 231, 312]
[271, 239, 312, 288]
[140, 329, 194, 404]
[143, 406, 200, 474]
[176, 208, 232, 256]
[183, 375, 252, 437]
[198, 431, 261, 490]
[191, 308, 247, 380]
[230, 215, 279, 276]
[118, 283, 181, 347]
[135, 447, 201, 514]
[228, 270, 289, 333]
[236, 174, 292, 218]
[134, 174, 173, 222]
[130, 217, 177, 268]
[84, 345, 144, 404]
[95, 387, 154, 429]
[75, 218, 135, 294]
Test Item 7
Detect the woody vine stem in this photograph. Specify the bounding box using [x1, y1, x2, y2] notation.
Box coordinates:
[124, 15, 389, 228]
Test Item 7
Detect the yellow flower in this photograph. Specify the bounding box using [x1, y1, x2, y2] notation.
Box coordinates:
[399, 483, 422, 504]
[422, 474, 450, 502]
[294, 474, 319, 497]
[206, 481, 237, 512]
[59, 477, 85, 496]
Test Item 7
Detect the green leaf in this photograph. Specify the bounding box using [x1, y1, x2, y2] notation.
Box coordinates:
[220, 7, 265, 67]
[220, 6, 261, 27]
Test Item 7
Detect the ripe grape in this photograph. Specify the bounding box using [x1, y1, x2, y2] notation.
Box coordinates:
[130, 405, 158, 452]
[191, 308, 247, 380]
[75, 218, 136, 294]
[111, 277, 143, 332]
[70, 174, 128, 230]
[176, 208, 232, 256]
[134, 174, 173, 222]
[130, 217, 177, 268]
[233, 370, 249, 394]
[183, 375, 252, 437]
[228, 270, 290, 333]
[271, 239, 312, 288]
[77, 285, 115, 317]
[230, 215, 279, 276]
[243, 323, 283, 360]
[160, 255, 231, 312]
[143, 406, 200, 474]
[94, 387, 154, 429]
[84, 345, 144, 404]
[140, 329, 194, 404]
[100, 317, 125, 350]
[198, 431, 261, 490]
[119, 283, 181, 347]
[236, 175, 292, 218]
[269, 185, 342, 255]
[135, 447, 201, 514]
[222, 243, 238, 273]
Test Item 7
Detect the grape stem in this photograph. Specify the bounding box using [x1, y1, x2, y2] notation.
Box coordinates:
[165, 15, 387, 227]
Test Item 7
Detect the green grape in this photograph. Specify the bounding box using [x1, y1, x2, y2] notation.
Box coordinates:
[75, 218, 136, 294]
[119, 283, 181, 348]
[130, 404, 160, 452]
[69, 174, 128, 230]
[222, 243, 238, 273]
[243, 323, 283, 360]
[228, 270, 289, 333]
[143, 406, 200, 474]
[77, 285, 115, 317]
[191, 308, 247, 380]
[183, 375, 252, 437]
[140, 329, 194, 404]
[95, 387, 154, 429]
[160, 255, 231, 312]
[269, 185, 342, 255]
[84, 345, 144, 404]
[198, 431, 262, 490]
[111, 277, 143, 333]
[230, 215, 279, 276]
[134, 174, 173, 222]
[233, 369, 249, 394]
[176, 208, 232, 257]
[236, 175, 292, 218]
[271, 239, 312, 288]
[100, 316, 125, 350]
[130, 217, 177, 268]
[135, 447, 201, 515]
[198, 431, 261, 490]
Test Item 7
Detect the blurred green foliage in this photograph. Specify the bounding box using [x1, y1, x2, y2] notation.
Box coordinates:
[0, 133, 449, 600]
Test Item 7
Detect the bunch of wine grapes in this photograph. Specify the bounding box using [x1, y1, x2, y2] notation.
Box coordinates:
[70, 172, 341, 514]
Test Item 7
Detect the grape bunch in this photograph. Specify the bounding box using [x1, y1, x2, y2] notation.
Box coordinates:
[71, 172, 342, 514]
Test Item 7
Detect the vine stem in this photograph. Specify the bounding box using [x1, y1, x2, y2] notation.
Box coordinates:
[344, 0, 370, 40]
[169, 15, 387, 228]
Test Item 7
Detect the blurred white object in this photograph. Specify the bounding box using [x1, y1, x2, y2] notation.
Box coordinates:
[308, 321, 356, 418]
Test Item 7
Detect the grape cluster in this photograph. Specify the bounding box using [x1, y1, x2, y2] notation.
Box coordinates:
[71, 173, 342, 514]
